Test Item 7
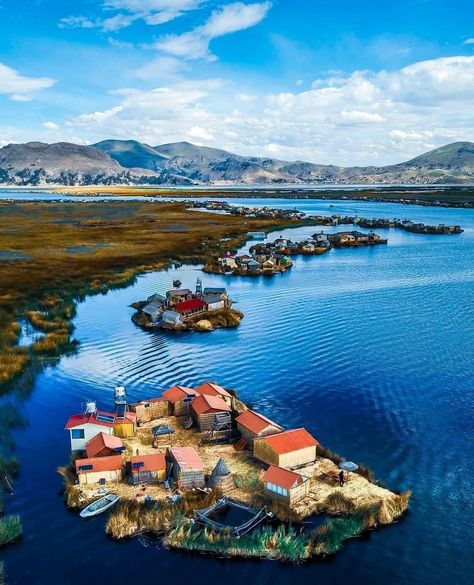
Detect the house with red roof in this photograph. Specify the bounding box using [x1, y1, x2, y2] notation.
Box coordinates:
[85, 432, 124, 458]
[167, 447, 205, 489]
[65, 409, 117, 452]
[75, 455, 124, 485]
[174, 298, 206, 316]
[190, 394, 231, 432]
[262, 465, 310, 504]
[236, 409, 284, 447]
[162, 385, 198, 416]
[253, 428, 319, 469]
[130, 453, 166, 485]
[195, 381, 233, 406]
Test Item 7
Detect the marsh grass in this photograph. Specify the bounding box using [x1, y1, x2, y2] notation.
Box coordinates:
[57, 465, 83, 509]
[0, 515, 22, 547]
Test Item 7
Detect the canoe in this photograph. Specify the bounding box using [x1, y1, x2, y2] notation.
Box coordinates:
[79, 494, 119, 518]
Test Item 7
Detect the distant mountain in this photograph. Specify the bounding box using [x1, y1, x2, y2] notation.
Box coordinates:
[0, 139, 472, 186]
[93, 139, 168, 171]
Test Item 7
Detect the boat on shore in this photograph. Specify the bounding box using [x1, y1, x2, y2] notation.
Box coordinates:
[79, 494, 119, 518]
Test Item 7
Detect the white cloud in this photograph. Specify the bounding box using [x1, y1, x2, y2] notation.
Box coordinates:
[60, 1, 205, 32]
[0, 62, 55, 99]
[156, 2, 271, 60]
[339, 110, 385, 124]
[64, 56, 474, 166]
[463, 38, 474, 45]
[43, 121, 61, 131]
[136, 56, 188, 80]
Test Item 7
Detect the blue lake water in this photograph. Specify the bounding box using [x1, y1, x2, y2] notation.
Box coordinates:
[1, 198, 473, 584]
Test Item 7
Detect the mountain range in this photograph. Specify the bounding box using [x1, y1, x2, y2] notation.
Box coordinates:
[0, 139, 473, 186]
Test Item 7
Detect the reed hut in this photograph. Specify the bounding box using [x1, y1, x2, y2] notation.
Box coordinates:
[190, 394, 231, 432]
[253, 428, 318, 469]
[162, 385, 198, 417]
[236, 410, 283, 449]
[262, 465, 310, 505]
[130, 453, 166, 485]
[85, 432, 124, 458]
[166, 447, 205, 489]
[75, 455, 124, 485]
[195, 381, 233, 406]
[208, 458, 234, 490]
[129, 397, 169, 424]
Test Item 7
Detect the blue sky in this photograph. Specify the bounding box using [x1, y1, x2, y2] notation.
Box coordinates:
[0, 0, 473, 165]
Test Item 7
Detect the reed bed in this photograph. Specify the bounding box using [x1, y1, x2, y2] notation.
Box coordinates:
[0, 515, 22, 547]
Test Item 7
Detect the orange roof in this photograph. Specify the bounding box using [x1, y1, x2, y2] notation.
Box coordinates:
[191, 394, 231, 416]
[236, 410, 283, 435]
[162, 385, 197, 404]
[262, 465, 307, 490]
[195, 381, 232, 399]
[85, 432, 124, 458]
[75, 455, 123, 474]
[131, 453, 166, 474]
[257, 428, 318, 454]
[168, 447, 203, 470]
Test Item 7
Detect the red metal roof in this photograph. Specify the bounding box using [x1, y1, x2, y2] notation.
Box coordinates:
[174, 299, 206, 313]
[85, 432, 123, 458]
[195, 381, 232, 399]
[168, 447, 204, 470]
[162, 385, 197, 404]
[262, 465, 306, 490]
[191, 394, 231, 416]
[258, 428, 318, 454]
[131, 453, 166, 473]
[65, 410, 116, 430]
[236, 409, 283, 435]
[75, 454, 123, 474]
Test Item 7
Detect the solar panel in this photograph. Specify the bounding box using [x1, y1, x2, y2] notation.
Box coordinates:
[96, 413, 115, 423]
[78, 464, 93, 471]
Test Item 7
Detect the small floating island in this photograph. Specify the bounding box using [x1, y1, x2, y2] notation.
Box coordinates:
[131, 278, 243, 332]
[204, 230, 387, 277]
[60, 384, 411, 562]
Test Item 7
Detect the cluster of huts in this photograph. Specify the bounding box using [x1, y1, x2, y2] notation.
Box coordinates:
[65, 382, 319, 506]
[215, 241, 295, 276]
[139, 279, 232, 328]
[250, 235, 332, 257]
[324, 230, 386, 247]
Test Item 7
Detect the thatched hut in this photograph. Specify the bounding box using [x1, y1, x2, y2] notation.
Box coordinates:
[129, 397, 169, 424]
[208, 458, 234, 490]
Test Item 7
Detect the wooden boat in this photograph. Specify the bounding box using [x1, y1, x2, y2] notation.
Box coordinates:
[79, 494, 119, 518]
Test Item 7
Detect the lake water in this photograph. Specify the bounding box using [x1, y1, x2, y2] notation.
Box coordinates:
[1, 198, 473, 585]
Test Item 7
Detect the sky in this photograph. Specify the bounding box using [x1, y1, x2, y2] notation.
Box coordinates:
[0, 0, 473, 166]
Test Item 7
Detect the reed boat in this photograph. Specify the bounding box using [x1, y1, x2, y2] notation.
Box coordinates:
[79, 494, 119, 518]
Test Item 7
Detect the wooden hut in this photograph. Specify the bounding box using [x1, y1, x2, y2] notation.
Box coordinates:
[85, 432, 124, 458]
[166, 447, 205, 489]
[195, 381, 233, 406]
[75, 455, 124, 485]
[190, 394, 231, 432]
[262, 465, 310, 505]
[130, 453, 166, 485]
[129, 397, 169, 424]
[236, 410, 283, 448]
[253, 428, 318, 469]
[208, 458, 234, 490]
[162, 385, 198, 417]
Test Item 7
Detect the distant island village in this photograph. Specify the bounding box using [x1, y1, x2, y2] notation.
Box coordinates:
[61, 383, 411, 561]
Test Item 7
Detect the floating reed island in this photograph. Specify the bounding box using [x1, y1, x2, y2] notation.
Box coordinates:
[204, 230, 387, 277]
[312, 214, 463, 234]
[131, 278, 243, 332]
[60, 383, 411, 562]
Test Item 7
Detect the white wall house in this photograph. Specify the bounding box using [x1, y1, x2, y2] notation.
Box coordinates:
[65, 411, 116, 452]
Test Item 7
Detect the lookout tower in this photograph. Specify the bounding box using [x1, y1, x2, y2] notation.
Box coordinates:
[114, 386, 127, 419]
[195, 277, 203, 296]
